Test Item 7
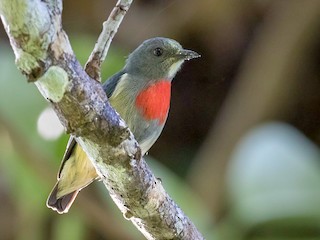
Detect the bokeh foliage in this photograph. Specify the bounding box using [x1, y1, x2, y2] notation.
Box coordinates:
[1, 0, 320, 239]
[0, 36, 212, 239]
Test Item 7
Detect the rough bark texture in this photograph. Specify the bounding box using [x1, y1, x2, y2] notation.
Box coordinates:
[0, 0, 204, 239]
[85, 0, 131, 82]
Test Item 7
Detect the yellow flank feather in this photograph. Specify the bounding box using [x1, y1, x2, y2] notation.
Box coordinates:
[57, 144, 98, 198]
[47, 37, 200, 213]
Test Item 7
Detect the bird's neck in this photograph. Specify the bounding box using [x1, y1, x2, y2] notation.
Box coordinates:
[135, 79, 171, 124]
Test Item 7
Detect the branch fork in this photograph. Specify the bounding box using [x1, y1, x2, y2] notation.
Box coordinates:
[0, 0, 204, 239]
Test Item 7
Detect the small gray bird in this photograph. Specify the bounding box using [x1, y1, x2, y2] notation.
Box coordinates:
[47, 37, 200, 213]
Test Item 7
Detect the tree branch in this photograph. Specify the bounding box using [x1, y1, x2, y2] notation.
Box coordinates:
[0, 0, 204, 239]
[85, 0, 132, 81]
[0, 115, 133, 240]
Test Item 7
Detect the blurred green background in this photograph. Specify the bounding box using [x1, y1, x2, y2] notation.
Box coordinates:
[1, 0, 320, 239]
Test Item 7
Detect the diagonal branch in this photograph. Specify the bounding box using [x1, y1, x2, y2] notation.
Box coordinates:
[0, 0, 204, 239]
[0, 115, 133, 240]
[85, 0, 132, 81]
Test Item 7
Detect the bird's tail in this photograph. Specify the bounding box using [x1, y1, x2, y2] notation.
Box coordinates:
[46, 183, 79, 214]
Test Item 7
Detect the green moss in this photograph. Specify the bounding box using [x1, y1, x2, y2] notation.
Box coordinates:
[36, 66, 69, 102]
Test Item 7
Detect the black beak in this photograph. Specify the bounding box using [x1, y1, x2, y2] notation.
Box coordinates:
[177, 49, 201, 60]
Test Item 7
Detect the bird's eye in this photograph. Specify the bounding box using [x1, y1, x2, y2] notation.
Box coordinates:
[153, 47, 163, 57]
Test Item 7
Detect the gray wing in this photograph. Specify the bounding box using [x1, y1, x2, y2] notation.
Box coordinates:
[102, 70, 125, 98]
[57, 70, 125, 179]
[57, 136, 77, 179]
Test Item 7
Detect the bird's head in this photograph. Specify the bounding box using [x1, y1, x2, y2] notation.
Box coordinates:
[125, 37, 200, 81]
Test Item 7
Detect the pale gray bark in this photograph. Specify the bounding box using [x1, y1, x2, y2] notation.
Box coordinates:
[0, 0, 204, 239]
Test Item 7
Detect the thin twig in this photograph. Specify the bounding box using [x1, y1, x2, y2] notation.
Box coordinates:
[0, 0, 204, 239]
[84, 0, 133, 81]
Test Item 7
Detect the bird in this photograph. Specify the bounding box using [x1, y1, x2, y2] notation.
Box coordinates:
[47, 37, 200, 214]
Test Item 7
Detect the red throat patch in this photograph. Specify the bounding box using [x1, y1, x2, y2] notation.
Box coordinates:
[135, 80, 171, 124]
